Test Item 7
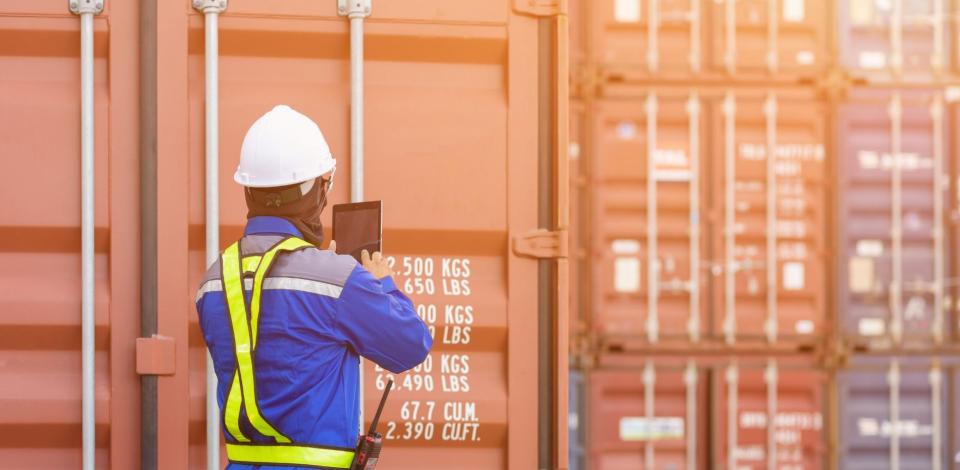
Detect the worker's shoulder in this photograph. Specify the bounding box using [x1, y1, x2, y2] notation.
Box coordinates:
[273, 245, 358, 286]
[197, 243, 357, 288]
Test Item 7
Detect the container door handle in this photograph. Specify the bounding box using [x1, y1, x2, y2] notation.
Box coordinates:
[513, 0, 566, 17]
[513, 229, 569, 259]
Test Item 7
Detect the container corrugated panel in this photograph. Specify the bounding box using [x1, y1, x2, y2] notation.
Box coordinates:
[713, 364, 826, 470]
[837, 357, 960, 469]
[837, 88, 953, 348]
[590, 90, 827, 346]
[586, 358, 824, 470]
[838, 0, 953, 83]
[590, 0, 827, 82]
[0, 2, 139, 468]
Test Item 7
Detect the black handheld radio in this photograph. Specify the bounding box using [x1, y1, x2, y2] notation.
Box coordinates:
[352, 379, 393, 470]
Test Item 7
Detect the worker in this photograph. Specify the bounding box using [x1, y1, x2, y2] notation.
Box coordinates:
[196, 105, 433, 469]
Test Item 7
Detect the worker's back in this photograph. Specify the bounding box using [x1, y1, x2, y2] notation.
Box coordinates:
[196, 216, 432, 469]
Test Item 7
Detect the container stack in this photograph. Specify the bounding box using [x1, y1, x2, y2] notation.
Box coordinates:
[568, 1, 959, 469]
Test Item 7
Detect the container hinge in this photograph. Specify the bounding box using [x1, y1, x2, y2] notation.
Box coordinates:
[513, 0, 566, 17]
[136, 335, 176, 376]
[513, 228, 568, 259]
[338, 0, 372, 18]
[69, 0, 104, 15]
[192, 0, 227, 13]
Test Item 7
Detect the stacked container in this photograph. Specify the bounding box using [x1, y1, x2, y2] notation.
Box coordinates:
[833, 2, 959, 468]
[569, 1, 959, 469]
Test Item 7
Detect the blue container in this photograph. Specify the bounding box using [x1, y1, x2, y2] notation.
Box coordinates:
[570, 369, 586, 470]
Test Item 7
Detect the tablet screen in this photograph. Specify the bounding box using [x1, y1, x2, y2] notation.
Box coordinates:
[332, 201, 382, 263]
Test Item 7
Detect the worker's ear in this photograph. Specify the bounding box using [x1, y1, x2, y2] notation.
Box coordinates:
[326, 240, 336, 252]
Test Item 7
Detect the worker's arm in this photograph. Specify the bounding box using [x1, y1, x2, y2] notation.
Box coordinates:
[333, 253, 432, 373]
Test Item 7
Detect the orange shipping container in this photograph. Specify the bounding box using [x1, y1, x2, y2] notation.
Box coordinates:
[588, 0, 829, 83]
[586, 357, 825, 470]
[588, 90, 828, 349]
[0, 1, 569, 468]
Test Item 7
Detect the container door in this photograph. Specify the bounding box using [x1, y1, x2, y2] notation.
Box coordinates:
[837, 89, 949, 348]
[715, 362, 826, 470]
[150, 0, 569, 468]
[839, 0, 948, 83]
[711, 92, 827, 346]
[838, 358, 951, 470]
[588, 363, 704, 470]
[0, 1, 140, 468]
[591, 93, 702, 346]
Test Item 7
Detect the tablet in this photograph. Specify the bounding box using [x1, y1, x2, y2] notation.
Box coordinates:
[332, 201, 383, 263]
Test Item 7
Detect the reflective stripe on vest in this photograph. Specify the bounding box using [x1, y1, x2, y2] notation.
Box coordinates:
[220, 237, 355, 468]
[226, 443, 356, 469]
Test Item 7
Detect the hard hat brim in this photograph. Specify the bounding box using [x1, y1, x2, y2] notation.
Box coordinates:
[234, 159, 336, 188]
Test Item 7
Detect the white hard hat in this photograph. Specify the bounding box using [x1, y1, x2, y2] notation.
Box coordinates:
[235, 105, 336, 188]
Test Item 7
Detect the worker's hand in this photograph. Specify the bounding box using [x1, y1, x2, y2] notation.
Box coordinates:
[361, 250, 393, 280]
[326, 240, 337, 252]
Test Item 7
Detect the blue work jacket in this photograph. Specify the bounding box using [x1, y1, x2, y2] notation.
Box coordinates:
[196, 216, 432, 469]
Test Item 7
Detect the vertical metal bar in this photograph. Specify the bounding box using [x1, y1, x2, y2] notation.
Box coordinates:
[647, 94, 659, 344]
[340, 0, 372, 430]
[766, 359, 778, 470]
[724, 92, 737, 344]
[888, 360, 900, 470]
[350, 16, 365, 203]
[202, 9, 222, 469]
[933, 0, 944, 74]
[765, 94, 778, 344]
[890, 94, 903, 344]
[352, 12, 365, 429]
[687, 93, 701, 343]
[891, 0, 903, 77]
[140, 0, 158, 467]
[643, 361, 655, 469]
[535, 15, 562, 469]
[79, 9, 96, 470]
[727, 362, 738, 470]
[932, 93, 945, 345]
[685, 360, 697, 470]
[931, 361, 943, 470]
[648, 0, 658, 73]
[689, 0, 700, 72]
[725, 0, 736, 74]
[766, 0, 778, 73]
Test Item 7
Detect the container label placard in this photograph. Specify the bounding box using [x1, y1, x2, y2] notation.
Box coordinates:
[618, 417, 684, 441]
